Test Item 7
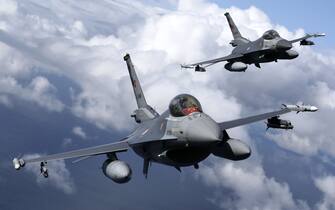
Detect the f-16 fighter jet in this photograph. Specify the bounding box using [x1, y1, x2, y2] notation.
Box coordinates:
[182, 12, 325, 72]
[13, 54, 317, 183]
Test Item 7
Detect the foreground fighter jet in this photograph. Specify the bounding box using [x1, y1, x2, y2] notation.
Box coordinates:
[182, 12, 325, 72]
[13, 54, 317, 183]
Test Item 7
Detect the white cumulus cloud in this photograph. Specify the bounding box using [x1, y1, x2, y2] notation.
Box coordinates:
[0, 76, 64, 111]
[314, 175, 335, 210]
[196, 161, 310, 210]
[72, 126, 87, 139]
[23, 154, 75, 194]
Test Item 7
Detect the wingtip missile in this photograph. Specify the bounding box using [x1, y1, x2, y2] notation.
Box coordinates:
[180, 64, 206, 72]
[282, 104, 318, 113]
[180, 64, 193, 69]
[13, 158, 25, 170]
[315, 33, 326, 37]
[306, 33, 326, 38]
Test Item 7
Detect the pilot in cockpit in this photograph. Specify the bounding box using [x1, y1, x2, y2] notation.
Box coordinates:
[169, 94, 203, 117]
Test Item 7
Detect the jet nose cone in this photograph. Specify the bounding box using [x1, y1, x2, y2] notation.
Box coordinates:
[185, 113, 221, 143]
[276, 39, 292, 50]
[311, 106, 318, 112]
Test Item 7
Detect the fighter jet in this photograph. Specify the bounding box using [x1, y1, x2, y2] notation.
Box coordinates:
[12, 54, 318, 183]
[181, 12, 325, 72]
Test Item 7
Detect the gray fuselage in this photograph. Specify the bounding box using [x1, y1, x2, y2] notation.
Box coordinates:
[130, 111, 221, 167]
[230, 34, 299, 65]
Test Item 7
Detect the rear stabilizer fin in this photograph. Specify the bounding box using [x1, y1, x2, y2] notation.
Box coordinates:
[224, 12, 250, 46]
[124, 54, 147, 108]
[124, 54, 159, 123]
[225, 12, 242, 39]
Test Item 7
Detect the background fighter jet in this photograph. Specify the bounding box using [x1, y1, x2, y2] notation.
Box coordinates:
[182, 12, 325, 72]
[13, 54, 317, 184]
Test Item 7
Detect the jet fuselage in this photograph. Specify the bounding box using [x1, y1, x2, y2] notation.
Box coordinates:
[131, 111, 221, 167]
[231, 34, 299, 66]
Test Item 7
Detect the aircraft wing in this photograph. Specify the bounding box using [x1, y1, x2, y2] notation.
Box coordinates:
[289, 33, 325, 44]
[182, 53, 243, 69]
[219, 108, 291, 130]
[14, 139, 129, 168]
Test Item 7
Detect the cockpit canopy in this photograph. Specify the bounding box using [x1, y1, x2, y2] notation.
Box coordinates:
[169, 94, 203, 117]
[262, 30, 280, 40]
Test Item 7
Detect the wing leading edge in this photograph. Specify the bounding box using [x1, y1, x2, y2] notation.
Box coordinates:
[13, 139, 129, 169]
[219, 108, 291, 130]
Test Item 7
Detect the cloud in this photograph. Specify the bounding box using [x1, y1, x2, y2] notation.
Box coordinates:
[0, 76, 64, 111]
[0, 0, 17, 16]
[266, 132, 318, 156]
[62, 138, 73, 147]
[196, 161, 310, 210]
[0, 0, 334, 208]
[72, 126, 87, 139]
[314, 175, 335, 210]
[311, 82, 335, 110]
[0, 94, 12, 107]
[23, 154, 75, 194]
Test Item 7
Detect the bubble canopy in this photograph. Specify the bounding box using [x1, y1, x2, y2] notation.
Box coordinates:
[169, 94, 203, 117]
[262, 30, 280, 40]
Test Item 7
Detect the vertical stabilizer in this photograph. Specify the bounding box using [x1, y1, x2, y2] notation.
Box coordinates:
[124, 54, 159, 123]
[224, 12, 250, 46]
[224, 12, 242, 39]
[124, 54, 147, 108]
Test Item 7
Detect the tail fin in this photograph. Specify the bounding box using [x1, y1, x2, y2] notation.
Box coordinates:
[224, 12, 242, 39]
[124, 54, 147, 108]
[124, 54, 159, 123]
[224, 12, 250, 46]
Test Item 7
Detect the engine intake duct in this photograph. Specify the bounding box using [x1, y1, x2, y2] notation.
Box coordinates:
[211, 139, 251, 161]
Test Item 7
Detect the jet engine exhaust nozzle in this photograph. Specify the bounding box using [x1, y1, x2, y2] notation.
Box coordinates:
[211, 139, 251, 161]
